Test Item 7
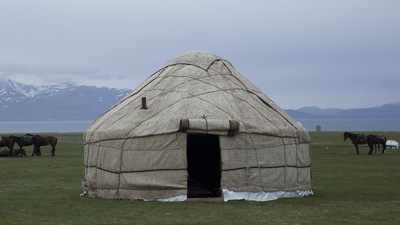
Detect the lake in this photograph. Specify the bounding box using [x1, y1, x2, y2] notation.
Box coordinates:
[0, 119, 399, 134]
[297, 118, 400, 132]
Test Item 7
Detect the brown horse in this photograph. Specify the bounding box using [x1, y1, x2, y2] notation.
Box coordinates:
[0, 136, 15, 149]
[32, 135, 58, 156]
[343, 132, 370, 155]
[12, 134, 58, 156]
[367, 134, 387, 154]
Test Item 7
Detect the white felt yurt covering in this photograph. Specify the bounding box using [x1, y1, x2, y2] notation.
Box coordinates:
[83, 51, 313, 201]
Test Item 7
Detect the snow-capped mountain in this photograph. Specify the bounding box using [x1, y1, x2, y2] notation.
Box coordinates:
[0, 79, 132, 120]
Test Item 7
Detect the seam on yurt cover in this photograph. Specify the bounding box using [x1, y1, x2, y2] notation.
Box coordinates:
[84, 164, 311, 171]
[206, 60, 250, 90]
[295, 136, 300, 189]
[118, 187, 186, 191]
[117, 141, 124, 197]
[93, 187, 186, 191]
[282, 138, 288, 188]
[86, 127, 301, 144]
[85, 165, 187, 174]
[219, 60, 248, 89]
[91, 186, 186, 191]
[222, 165, 311, 172]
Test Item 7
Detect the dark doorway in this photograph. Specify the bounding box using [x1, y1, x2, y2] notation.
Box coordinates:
[187, 134, 221, 198]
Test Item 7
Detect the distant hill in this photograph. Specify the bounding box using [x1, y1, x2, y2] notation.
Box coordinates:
[296, 106, 344, 117]
[287, 103, 400, 119]
[0, 79, 132, 121]
[284, 109, 317, 119]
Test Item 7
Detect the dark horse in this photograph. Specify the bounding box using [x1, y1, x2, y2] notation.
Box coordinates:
[343, 132, 373, 155]
[367, 134, 387, 154]
[344, 132, 387, 155]
[12, 134, 58, 156]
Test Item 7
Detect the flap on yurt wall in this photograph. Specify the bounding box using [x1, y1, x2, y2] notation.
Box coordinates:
[179, 118, 239, 136]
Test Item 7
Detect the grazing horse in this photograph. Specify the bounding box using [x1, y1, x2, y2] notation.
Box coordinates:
[367, 134, 387, 154]
[12, 134, 58, 156]
[32, 134, 58, 156]
[343, 131, 370, 155]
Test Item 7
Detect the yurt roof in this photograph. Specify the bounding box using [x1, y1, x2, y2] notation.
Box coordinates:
[85, 51, 308, 143]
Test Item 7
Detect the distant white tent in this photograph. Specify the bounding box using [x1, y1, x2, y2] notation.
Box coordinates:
[83, 51, 313, 201]
[386, 140, 399, 149]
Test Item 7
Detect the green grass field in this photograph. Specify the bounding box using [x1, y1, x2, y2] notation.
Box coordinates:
[1, 132, 399, 225]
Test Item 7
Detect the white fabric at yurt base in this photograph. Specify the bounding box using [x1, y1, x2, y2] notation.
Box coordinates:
[83, 51, 313, 202]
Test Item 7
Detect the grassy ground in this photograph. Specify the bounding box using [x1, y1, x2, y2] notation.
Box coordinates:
[0, 132, 399, 225]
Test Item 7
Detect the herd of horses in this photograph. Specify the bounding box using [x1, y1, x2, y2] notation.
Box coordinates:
[0, 134, 57, 157]
[343, 131, 387, 155]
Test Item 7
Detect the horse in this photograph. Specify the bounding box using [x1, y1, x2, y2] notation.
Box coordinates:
[343, 132, 371, 155]
[11, 135, 36, 155]
[367, 134, 387, 154]
[0, 148, 26, 157]
[13, 148, 27, 157]
[0, 136, 15, 150]
[12, 134, 58, 156]
[31, 134, 58, 156]
[0, 148, 11, 157]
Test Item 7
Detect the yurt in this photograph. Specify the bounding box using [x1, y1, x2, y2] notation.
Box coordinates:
[83, 51, 312, 202]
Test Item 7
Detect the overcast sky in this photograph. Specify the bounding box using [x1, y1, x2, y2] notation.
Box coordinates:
[1, 0, 399, 109]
